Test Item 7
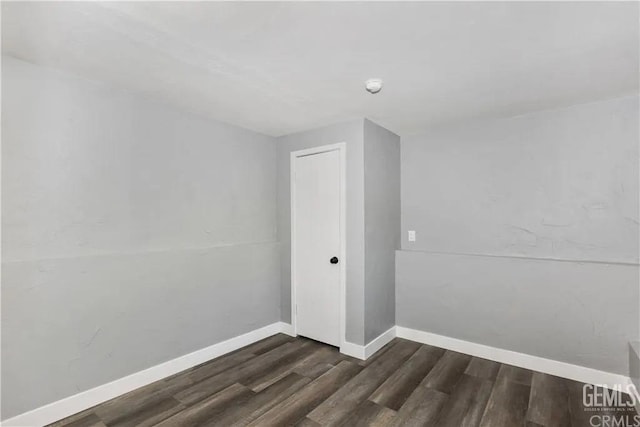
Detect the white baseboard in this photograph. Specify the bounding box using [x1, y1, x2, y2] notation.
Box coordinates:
[339, 341, 366, 360]
[396, 326, 631, 390]
[278, 322, 296, 337]
[339, 326, 397, 360]
[365, 326, 396, 359]
[2, 321, 292, 427]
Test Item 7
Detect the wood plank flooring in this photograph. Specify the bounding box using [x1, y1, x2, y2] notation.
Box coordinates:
[49, 335, 638, 427]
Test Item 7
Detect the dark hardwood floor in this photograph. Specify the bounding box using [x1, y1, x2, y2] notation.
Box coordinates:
[49, 334, 637, 427]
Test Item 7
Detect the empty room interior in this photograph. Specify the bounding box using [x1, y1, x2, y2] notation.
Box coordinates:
[2, 1, 640, 426]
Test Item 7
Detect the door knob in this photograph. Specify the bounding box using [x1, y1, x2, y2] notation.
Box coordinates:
[330, 257, 339, 264]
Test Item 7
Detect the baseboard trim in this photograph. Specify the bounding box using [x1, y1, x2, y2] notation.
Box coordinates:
[339, 327, 397, 360]
[339, 341, 366, 360]
[278, 322, 296, 337]
[396, 326, 631, 390]
[365, 326, 397, 359]
[2, 321, 292, 427]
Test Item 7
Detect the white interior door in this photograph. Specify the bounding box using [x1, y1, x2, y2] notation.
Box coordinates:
[293, 148, 342, 347]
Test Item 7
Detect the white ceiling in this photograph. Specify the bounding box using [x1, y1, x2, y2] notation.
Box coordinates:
[2, 1, 638, 137]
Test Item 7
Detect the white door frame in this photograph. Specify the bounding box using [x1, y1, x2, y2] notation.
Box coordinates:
[291, 142, 346, 350]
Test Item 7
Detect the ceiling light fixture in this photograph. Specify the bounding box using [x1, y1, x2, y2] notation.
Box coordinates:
[365, 78, 383, 94]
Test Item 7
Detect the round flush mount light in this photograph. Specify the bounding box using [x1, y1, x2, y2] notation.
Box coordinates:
[365, 78, 383, 94]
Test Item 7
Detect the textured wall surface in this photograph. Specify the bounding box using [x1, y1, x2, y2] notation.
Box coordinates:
[401, 96, 639, 263]
[397, 250, 638, 374]
[398, 95, 639, 374]
[2, 243, 280, 418]
[2, 56, 280, 419]
[363, 119, 400, 343]
[277, 120, 366, 344]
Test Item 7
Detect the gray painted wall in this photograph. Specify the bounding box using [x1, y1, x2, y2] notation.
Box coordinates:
[402, 96, 639, 263]
[2, 57, 280, 419]
[363, 119, 400, 343]
[397, 251, 638, 375]
[276, 121, 366, 345]
[398, 95, 639, 374]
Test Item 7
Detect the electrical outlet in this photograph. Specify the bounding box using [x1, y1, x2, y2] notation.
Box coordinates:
[408, 230, 416, 242]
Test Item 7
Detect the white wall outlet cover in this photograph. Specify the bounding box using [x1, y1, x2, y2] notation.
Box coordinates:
[408, 230, 416, 242]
